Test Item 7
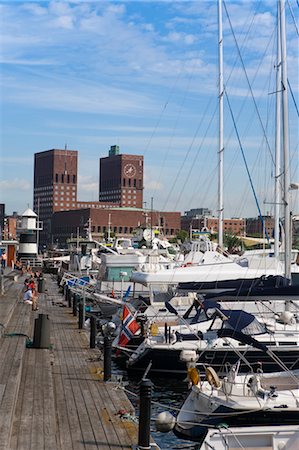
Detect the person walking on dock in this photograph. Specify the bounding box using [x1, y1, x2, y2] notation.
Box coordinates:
[1, 252, 7, 269]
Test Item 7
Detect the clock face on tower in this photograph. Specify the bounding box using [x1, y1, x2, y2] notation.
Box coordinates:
[124, 163, 136, 178]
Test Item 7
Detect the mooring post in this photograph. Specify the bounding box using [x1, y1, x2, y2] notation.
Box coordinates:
[64, 284, 68, 302]
[103, 336, 112, 381]
[90, 315, 96, 348]
[78, 302, 84, 329]
[73, 293, 78, 316]
[138, 379, 152, 450]
[67, 290, 72, 308]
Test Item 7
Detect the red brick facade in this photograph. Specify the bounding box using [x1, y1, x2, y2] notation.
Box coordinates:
[34, 149, 78, 244]
[181, 216, 245, 236]
[52, 208, 181, 244]
[99, 150, 143, 208]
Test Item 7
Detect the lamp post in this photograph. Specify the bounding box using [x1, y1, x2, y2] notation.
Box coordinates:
[119, 271, 127, 301]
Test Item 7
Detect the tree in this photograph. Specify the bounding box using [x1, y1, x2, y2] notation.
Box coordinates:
[223, 233, 242, 254]
[175, 230, 188, 244]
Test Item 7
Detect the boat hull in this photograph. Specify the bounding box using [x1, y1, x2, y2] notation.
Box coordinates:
[174, 405, 299, 442]
[124, 346, 299, 377]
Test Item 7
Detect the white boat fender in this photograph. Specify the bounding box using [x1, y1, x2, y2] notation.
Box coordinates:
[278, 311, 295, 325]
[155, 411, 176, 432]
[179, 349, 199, 363]
[205, 366, 221, 389]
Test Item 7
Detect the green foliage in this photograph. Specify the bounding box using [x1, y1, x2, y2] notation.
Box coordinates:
[175, 230, 188, 244]
[223, 233, 242, 253]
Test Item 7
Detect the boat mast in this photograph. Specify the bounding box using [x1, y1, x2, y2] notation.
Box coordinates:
[274, 2, 282, 258]
[218, 0, 224, 249]
[280, 0, 291, 283]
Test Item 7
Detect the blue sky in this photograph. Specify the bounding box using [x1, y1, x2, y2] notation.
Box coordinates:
[0, 0, 298, 218]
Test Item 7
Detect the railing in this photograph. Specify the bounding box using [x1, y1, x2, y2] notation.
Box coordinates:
[19, 257, 43, 268]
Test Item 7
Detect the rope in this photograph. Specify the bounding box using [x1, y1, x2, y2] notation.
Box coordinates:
[223, 0, 275, 167]
[225, 90, 270, 242]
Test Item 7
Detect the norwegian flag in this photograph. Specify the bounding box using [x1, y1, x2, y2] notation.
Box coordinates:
[118, 305, 140, 348]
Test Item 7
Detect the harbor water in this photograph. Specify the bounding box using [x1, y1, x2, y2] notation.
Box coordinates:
[114, 364, 200, 449]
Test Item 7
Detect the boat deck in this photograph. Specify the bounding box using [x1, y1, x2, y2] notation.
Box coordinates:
[0, 271, 146, 450]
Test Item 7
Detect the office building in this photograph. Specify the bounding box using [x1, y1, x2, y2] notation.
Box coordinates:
[99, 145, 143, 208]
[33, 148, 78, 244]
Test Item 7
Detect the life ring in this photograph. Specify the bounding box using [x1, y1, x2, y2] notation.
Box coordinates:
[205, 366, 221, 389]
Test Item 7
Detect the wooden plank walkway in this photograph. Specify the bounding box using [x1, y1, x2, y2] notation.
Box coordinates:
[0, 274, 145, 450]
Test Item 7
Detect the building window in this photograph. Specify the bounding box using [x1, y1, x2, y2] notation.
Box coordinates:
[73, 175, 76, 183]
[67, 174, 70, 183]
[124, 227, 128, 234]
[134, 179, 136, 187]
[113, 226, 117, 233]
[97, 226, 101, 232]
[119, 227, 122, 233]
[55, 174, 59, 182]
[128, 179, 131, 187]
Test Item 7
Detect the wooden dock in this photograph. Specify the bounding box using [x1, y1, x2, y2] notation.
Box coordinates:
[0, 271, 150, 450]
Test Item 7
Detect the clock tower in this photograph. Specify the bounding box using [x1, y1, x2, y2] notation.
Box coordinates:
[99, 145, 144, 208]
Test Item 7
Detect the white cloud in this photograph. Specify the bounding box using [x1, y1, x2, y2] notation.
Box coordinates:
[0, 178, 31, 191]
[163, 31, 197, 45]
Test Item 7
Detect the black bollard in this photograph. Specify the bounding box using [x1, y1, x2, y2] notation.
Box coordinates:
[64, 285, 69, 302]
[67, 290, 72, 308]
[78, 303, 84, 329]
[138, 379, 152, 449]
[37, 277, 45, 293]
[90, 316, 96, 348]
[73, 294, 78, 316]
[33, 314, 51, 348]
[103, 336, 112, 381]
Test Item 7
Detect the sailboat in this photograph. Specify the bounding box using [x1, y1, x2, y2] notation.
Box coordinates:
[174, 364, 299, 443]
[171, 1, 299, 446]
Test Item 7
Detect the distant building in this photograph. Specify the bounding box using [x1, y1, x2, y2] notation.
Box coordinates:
[181, 213, 245, 236]
[52, 207, 180, 244]
[33, 145, 180, 247]
[246, 216, 274, 237]
[33, 148, 78, 244]
[3, 215, 18, 240]
[99, 145, 143, 208]
[183, 208, 212, 218]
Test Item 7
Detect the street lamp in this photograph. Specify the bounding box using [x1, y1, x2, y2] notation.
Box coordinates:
[119, 271, 127, 301]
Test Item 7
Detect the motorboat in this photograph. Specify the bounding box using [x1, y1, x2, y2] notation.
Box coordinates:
[124, 299, 299, 377]
[174, 364, 299, 443]
[130, 236, 288, 292]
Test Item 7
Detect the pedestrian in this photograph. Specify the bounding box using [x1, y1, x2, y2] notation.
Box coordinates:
[23, 285, 33, 305]
[23, 283, 38, 311]
[1, 252, 7, 269]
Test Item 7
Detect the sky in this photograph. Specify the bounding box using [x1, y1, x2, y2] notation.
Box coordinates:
[0, 0, 298, 218]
